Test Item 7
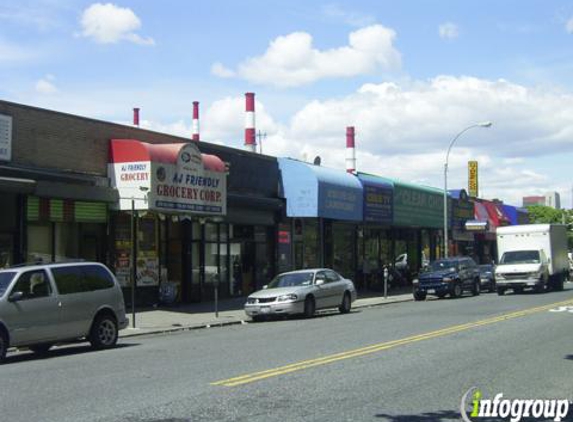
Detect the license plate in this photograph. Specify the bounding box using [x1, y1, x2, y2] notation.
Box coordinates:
[427, 289, 435, 294]
[260, 306, 270, 314]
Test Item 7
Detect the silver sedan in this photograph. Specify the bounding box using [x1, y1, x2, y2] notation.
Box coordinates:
[244, 268, 357, 321]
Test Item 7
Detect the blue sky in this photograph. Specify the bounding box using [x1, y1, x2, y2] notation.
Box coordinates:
[2, 0, 573, 207]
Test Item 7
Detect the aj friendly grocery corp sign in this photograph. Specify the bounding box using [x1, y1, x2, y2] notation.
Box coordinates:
[110, 142, 227, 216]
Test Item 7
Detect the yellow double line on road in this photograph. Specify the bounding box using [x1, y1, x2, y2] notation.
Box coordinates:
[212, 299, 573, 387]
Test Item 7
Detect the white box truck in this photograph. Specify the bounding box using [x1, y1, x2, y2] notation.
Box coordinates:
[495, 224, 569, 294]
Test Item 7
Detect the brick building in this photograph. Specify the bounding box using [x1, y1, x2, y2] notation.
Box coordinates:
[0, 100, 282, 305]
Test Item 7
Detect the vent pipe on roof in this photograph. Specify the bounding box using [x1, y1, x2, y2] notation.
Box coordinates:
[244, 92, 257, 152]
[133, 108, 140, 127]
[346, 126, 356, 173]
[192, 101, 200, 142]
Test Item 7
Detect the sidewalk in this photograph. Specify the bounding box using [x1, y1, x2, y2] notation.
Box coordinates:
[120, 289, 414, 338]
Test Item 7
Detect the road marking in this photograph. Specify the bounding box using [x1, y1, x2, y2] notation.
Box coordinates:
[549, 305, 573, 313]
[212, 298, 573, 387]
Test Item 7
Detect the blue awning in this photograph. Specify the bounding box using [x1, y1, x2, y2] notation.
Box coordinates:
[278, 158, 363, 220]
[357, 172, 393, 224]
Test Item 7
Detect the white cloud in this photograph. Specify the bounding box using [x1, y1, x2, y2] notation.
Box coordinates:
[22, 75, 573, 206]
[35, 75, 58, 94]
[321, 4, 376, 27]
[210, 62, 235, 78]
[439, 22, 459, 40]
[566, 17, 573, 33]
[79, 3, 155, 45]
[214, 25, 401, 87]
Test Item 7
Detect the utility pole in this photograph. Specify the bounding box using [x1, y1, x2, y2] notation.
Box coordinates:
[257, 130, 267, 154]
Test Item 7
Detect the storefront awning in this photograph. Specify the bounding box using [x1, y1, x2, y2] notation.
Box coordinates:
[109, 139, 227, 215]
[357, 172, 393, 224]
[278, 158, 363, 221]
[483, 201, 511, 227]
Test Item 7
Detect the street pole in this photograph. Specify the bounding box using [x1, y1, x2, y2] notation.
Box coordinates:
[131, 198, 137, 328]
[443, 122, 492, 258]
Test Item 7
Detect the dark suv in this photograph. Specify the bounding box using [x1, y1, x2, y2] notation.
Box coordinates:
[413, 257, 481, 300]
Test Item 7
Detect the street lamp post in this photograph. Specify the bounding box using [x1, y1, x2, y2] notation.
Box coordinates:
[443, 122, 492, 258]
[125, 186, 149, 329]
[131, 198, 137, 328]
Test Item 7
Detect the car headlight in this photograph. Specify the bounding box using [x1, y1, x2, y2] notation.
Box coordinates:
[246, 298, 257, 304]
[277, 294, 297, 302]
[412, 279, 419, 285]
[528, 271, 541, 279]
[442, 277, 453, 282]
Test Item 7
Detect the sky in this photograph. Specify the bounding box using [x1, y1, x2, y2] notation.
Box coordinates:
[2, 0, 573, 208]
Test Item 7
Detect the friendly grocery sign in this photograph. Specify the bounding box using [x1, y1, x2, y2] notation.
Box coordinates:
[109, 140, 226, 216]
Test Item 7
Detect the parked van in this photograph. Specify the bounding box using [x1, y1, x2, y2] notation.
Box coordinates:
[0, 261, 128, 362]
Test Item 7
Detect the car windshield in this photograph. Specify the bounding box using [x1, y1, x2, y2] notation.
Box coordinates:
[479, 264, 493, 273]
[428, 260, 458, 272]
[500, 250, 540, 264]
[267, 272, 314, 288]
[0, 272, 17, 297]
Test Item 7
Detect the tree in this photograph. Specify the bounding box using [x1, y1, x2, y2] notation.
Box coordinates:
[525, 204, 565, 224]
[525, 205, 573, 249]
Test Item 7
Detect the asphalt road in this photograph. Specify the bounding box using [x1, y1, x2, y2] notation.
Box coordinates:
[2, 287, 573, 422]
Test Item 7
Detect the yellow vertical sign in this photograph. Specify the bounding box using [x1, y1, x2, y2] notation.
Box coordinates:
[468, 161, 478, 197]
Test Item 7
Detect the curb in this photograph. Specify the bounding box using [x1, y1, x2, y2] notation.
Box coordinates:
[119, 295, 414, 339]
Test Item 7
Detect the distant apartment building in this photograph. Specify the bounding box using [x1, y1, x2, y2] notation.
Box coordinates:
[545, 191, 561, 209]
[522, 192, 561, 209]
[522, 196, 545, 207]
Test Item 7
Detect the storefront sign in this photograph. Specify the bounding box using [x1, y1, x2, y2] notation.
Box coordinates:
[453, 190, 474, 230]
[363, 183, 393, 223]
[318, 184, 361, 219]
[468, 161, 478, 197]
[109, 141, 226, 215]
[393, 184, 443, 228]
[0, 114, 12, 161]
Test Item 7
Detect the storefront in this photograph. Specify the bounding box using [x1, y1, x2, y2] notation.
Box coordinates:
[450, 189, 476, 257]
[109, 139, 228, 304]
[391, 179, 443, 275]
[277, 158, 363, 280]
[356, 173, 393, 289]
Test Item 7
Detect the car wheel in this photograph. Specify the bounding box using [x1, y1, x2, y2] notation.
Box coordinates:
[303, 296, 316, 318]
[451, 283, 462, 298]
[251, 315, 264, 323]
[413, 291, 427, 301]
[29, 343, 53, 355]
[89, 313, 118, 350]
[339, 292, 351, 314]
[472, 280, 481, 296]
[497, 287, 505, 296]
[0, 329, 7, 363]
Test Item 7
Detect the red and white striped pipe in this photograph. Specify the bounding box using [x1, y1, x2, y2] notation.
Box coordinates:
[346, 126, 356, 173]
[192, 101, 200, 141]
[244, 92, 256, 152]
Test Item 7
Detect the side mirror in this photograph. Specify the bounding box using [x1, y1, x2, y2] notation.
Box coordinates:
[8, 291, 24, 302]
[315, 279, 325, 286]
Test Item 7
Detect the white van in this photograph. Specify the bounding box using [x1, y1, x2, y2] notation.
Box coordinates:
[0, 261, 128, 362]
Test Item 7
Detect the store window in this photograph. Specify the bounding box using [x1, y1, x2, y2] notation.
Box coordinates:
[27, 223, 52, 262]
[332, 222, 354, 278]
[302, 219, 319, 268]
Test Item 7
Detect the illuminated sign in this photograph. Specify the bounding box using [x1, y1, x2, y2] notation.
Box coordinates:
[468, 161, 478, 197]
